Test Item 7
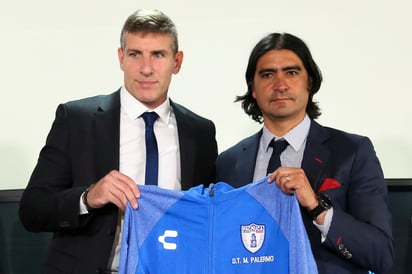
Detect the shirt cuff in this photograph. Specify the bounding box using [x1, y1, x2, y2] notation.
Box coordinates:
[313, 207, 333, 242]
[79, 192, 89, 215]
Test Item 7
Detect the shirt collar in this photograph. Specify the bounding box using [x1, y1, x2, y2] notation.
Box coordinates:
[262, 114, 311, 152]
[120, 86, 171, 123]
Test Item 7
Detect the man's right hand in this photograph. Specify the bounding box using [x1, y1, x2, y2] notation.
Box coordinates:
[86, 170, 140, 212]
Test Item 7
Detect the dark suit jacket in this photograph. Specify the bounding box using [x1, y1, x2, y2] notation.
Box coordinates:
[19, 90, 217, 274]
[216, 120, 394, 274]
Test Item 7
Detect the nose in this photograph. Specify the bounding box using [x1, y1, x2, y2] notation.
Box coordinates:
[140, 56, 153, 76]
[273, 75, 288, 92]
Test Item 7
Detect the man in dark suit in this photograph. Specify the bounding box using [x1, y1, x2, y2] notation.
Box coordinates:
[19, 9, 217, 273]
[216, 33, 394, 274]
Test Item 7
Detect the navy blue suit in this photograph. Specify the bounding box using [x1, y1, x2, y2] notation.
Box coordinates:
[216, 120, 394, 274]
[19, 90, 218, 274]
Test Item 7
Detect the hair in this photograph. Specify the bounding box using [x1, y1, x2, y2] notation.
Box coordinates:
[120, 9, 179, 53]
[236, 32, 323, 123]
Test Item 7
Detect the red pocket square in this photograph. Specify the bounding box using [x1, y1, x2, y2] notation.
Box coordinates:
[318, 178, 341, 192]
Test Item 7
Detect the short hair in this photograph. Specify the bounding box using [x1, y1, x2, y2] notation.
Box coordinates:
[120, 9, 179, 53]
[236, 32, 323, 123]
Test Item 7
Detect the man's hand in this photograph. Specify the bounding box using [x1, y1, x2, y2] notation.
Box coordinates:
[268, 167, 318, 209]
[268, 167, 328, 224]
[86, 170, 140, 212]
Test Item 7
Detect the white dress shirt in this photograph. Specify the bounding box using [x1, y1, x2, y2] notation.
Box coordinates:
[119, 87, 181, 190]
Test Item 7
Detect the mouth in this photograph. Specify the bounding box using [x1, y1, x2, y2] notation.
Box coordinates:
[137, 80, 157, 88]
[271, 97, 290, 103]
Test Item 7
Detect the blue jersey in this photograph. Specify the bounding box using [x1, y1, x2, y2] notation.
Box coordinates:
[119, 177, 317, 274]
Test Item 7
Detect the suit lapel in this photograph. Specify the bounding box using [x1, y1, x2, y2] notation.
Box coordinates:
[301, 121, 330, 192]
[237, 131, 262, 184]
[94, 91, 121, 178]
[171, 100, 196, 190]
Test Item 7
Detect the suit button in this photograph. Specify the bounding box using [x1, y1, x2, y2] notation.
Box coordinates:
[343, 250, 352, 259]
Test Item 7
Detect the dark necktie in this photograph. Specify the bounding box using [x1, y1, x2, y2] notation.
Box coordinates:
[141, 112, 159, 185]
[266, 139, 289, 175]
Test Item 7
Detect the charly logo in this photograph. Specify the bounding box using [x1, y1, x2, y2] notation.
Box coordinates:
[241, 223, 265, 253]
[158, 230, 178, 250]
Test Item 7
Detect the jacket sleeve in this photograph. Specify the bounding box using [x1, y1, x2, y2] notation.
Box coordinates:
[324, 137, 394, 273]
[19, 104, 89, 232]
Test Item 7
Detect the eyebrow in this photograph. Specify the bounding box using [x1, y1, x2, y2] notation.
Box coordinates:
[258, 65, 302, 75]
[126, 49, 169, 55]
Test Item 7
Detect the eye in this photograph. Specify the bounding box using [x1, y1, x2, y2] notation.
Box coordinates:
[128, 51, 139, 57]
[286, 70, 299, 76]
[260, 72, 273, 79]
[153, 51, 165, 58]
[284, 66, 303, 77]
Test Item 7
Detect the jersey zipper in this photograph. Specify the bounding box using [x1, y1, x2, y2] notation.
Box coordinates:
[206, 184, 215, 273]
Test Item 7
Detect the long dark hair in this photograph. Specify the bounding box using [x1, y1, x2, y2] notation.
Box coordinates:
[236, 32, 323, 123]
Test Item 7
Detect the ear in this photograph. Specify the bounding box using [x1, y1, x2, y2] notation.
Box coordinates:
[307, 77, 313, 93]
[252, 90, 257, 99]
[173, 51, 184, 74]
[118, 48, 125, 71]
[251, 83, 256, 99]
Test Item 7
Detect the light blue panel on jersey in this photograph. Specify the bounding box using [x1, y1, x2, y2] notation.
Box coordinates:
[246, 178, 317, 273]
